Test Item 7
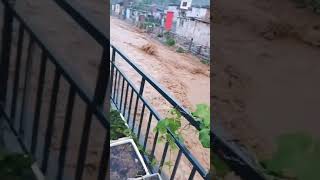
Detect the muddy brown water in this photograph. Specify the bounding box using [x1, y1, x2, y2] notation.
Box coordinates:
[2, 1, 210, 180]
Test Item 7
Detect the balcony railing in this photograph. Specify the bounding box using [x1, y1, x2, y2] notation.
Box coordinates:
[0, 0, 265, 180]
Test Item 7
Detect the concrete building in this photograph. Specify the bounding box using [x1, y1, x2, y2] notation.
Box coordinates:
[175, 17, 210, 47]
[164, 4, 210, 47]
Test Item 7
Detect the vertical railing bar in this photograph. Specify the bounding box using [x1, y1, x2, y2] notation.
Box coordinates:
[75, 107, 93, 180]
[151, 131, 159, 157]
[110, 48, 116, 100]
[143, 111, 153, 150]
[114, 70, 119, 105]
[19, 37, 34, 137]
[119, 77, 125, 112]
[158, 142, 169, 174]
[112, 69, 117, 100]
[132, 78, 145, 132]
[0, 1, 14, 103]
[97, 132, 110, 180]
[122, 81, 129, 117]
[137, 104, 145, 139]
[116, 73, 121, 106]
[31, 50, 47, 155]
[131, 96, 139, 132]
[139, 78, 146, 95]
[115, 73, 119, 106]
[10, 23, 24, 125]
[188, 167, 197, 180]
[42, 69, 61, 173]
[126, 88, 134, 123]
[57, 86, 76, 180]
[93, 47, 109, 107]
[170, 149, 183, 180]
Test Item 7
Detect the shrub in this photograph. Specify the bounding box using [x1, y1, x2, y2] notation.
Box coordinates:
[292, 0, 320, 13]
[165, 38, 176, 46]
[176, 47, 185, 53]
[0, 149, 35, 180]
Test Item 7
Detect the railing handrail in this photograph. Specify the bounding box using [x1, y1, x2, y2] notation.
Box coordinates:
[111, 45, 202, 129]
[0, 0, 267, 179]
[1, 0, 109, 129]
[46, 1, 263, 179]
[53, 0, 109, 47]
[52, 0, 202, 131]
[111, 60, 208, 177]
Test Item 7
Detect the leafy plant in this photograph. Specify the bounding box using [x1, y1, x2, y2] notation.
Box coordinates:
[191, 104, 210, 148]
[212, 155, 231, 177]
[0, 149, 35, 180]
[176, 47, 185, 53]
[261, 132, 320, 180]
[110, 109, 132, 140]
[291, 0, 320, 13]
[153, 108, 184, 171]
[154, 108, 183, 149]
[110, 109, 159, 167]
[165, 38, 176, 46]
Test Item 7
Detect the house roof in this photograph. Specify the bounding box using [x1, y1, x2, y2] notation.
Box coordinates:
[111, 0, 126, 5]
[168, 0, 210, 8]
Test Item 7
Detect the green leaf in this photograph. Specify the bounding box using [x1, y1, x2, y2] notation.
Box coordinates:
[155, 119, 169, 133]
[212, 155, 231, 177]
[199, 129, 210, 148]
[167, 118, 181, 132]
[192, 104, 210, 128]
[263, 132, 320, 180]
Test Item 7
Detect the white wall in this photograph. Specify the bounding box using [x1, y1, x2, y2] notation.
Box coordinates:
[186, 7, 208, 18]
[115, 4, 121, 14]
[175, 18, 210, 47]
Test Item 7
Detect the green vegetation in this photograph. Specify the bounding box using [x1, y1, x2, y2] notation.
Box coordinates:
[110, 109, 158, 167]
[191, 104, 210, 148]
[176, 47, 185, 53]
[261, 132, 320, 180]
[154, 104, 211, 149]
[163, 31, 176, 46]
[110, 109, 132, 140]
[292, 0, 320, 13]
[154, 108, 183, 149]
[0, 149, 35, 180]
[153, 104, 210, 171]
[165, 38, 176, 46]
[212, 155, 231, 177]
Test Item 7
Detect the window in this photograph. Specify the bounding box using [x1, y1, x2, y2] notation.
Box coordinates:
[182, 2, 187, 7]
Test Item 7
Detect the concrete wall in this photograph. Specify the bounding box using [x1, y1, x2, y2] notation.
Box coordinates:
[175, 18, 210, 47]
[115, 4, 121, 14]
[186, 7, 208, 18]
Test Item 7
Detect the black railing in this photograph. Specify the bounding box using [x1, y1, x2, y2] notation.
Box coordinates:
[110, 44, 208, 179]
[0, 1, 109, 180]
[0, 0, 267, 180]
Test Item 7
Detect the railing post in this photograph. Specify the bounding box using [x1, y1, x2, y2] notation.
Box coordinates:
[0, 1, 14, 104]
[93, 45, 110, 107]
[110, 47, 116, 99]
[139, 77, 145, 95]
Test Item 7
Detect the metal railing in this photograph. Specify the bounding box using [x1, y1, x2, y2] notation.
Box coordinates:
[0, 0, 266, 180]
[110, 44, 208, 179]
[0, 1, 110, 180]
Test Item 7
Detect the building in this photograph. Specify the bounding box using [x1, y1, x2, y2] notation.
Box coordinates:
[175, 16, 210, 47]
[164, 3, 210, 47]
